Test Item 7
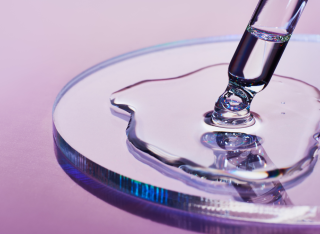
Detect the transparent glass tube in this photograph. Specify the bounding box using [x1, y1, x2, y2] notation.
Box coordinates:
[211, 0, 308, 128]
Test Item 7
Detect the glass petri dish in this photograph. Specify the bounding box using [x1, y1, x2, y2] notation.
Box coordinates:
[53, 35, 320, 226]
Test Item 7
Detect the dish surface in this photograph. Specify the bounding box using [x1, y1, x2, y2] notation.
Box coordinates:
[53, 35, 320, 224]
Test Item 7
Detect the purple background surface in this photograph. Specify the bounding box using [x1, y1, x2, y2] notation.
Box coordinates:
[1, 1, 320, 233]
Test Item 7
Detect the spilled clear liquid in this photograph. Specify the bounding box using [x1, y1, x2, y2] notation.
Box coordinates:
[110, 64, 320, 205]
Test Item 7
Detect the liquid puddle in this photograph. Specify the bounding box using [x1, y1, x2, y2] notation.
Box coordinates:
[110, 64, 320, 204]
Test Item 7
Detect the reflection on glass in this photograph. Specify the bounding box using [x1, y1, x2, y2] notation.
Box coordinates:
[54, 133, 311, 233]
[202, 132, 292, 205]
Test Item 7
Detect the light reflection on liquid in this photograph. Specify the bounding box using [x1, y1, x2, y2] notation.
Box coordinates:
[111, 64, 319, 197]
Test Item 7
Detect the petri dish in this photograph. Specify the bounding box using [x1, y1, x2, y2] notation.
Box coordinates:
[53, 35, 320, 227]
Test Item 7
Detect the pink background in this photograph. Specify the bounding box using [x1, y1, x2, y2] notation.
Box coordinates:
[1, 1, 320, 233]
